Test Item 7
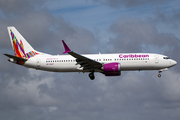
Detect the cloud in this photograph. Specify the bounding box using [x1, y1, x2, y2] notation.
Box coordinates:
[91, 0, 166, 8]
[50, 16, 98, 54]
[153, 9, 180, 29]
[109, 16, 179, 49]
[1, 69, 180, 120]
[0, 0, 47, 15]
[0, 0, 180, 120]
[108, 17, 156, 52]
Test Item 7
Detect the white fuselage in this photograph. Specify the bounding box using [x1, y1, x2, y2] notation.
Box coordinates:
[6, 27, 177, 79]
[23, 53, 176, 73]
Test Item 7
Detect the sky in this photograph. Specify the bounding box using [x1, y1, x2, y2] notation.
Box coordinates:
[0, 0, 180, 120]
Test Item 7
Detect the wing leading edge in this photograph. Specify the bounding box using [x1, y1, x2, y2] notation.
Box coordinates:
[62, 40, 102, 71]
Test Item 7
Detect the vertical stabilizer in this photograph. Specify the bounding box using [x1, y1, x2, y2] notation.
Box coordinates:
[7, 26, 39, 59]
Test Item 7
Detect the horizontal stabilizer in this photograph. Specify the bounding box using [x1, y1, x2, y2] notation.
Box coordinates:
[4, 54, 27, 61]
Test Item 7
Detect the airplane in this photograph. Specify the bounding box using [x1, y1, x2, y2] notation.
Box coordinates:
[4, 26, 177, 80]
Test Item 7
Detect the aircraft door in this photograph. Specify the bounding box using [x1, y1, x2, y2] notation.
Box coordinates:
[37, 58, 41, 69]
[155, 55, 159, 63]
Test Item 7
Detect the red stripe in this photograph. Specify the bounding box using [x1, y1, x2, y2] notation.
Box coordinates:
[13, 41, 22, 57]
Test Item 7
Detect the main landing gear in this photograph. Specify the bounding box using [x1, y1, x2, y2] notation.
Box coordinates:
[89, 72, 95, 80]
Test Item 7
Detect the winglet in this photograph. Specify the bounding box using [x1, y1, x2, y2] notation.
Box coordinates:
[62, 40, 71, 54]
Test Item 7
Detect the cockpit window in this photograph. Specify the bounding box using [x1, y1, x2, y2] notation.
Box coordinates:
[163, 56, 170, 59]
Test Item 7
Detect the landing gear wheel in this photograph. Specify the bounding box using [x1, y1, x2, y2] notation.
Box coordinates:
[89, 72, 95, 80]
[158, 74, 161, 78]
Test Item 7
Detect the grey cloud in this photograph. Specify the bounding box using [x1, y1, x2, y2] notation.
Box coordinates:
[0, 19, 11, 50]
[0, 0, 180, 120]
[1, 71, 179, 120]
[53, 19, 97, 54]
[153, 9, 180, 29]
[0, 0, 47, 15]
[91, 0, 166, 8]
[108, 17, 170, 52]
[108, 17, 155, 52]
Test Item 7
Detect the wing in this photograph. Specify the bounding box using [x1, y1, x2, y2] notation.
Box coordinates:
[62, 40, 102, 71]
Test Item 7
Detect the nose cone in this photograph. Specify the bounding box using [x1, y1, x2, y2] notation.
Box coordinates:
[171, 60, 177, 66]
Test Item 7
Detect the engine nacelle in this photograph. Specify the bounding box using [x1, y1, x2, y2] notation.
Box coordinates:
[102, 62, 121, 76]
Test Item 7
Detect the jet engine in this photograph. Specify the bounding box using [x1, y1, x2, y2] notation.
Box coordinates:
[102, 62, 121, 76]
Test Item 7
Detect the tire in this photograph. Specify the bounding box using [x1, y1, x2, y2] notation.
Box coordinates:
[158, 74, 161, 78]
[89, 73, 95, 80]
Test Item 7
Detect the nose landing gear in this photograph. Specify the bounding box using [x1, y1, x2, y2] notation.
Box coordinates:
[158, 68, 168, 78]
[158, 74, 161, 77]
[158, 70, 162, 78]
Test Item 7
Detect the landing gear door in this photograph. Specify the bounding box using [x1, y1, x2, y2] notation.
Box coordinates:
[155, 55, 159, 63]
